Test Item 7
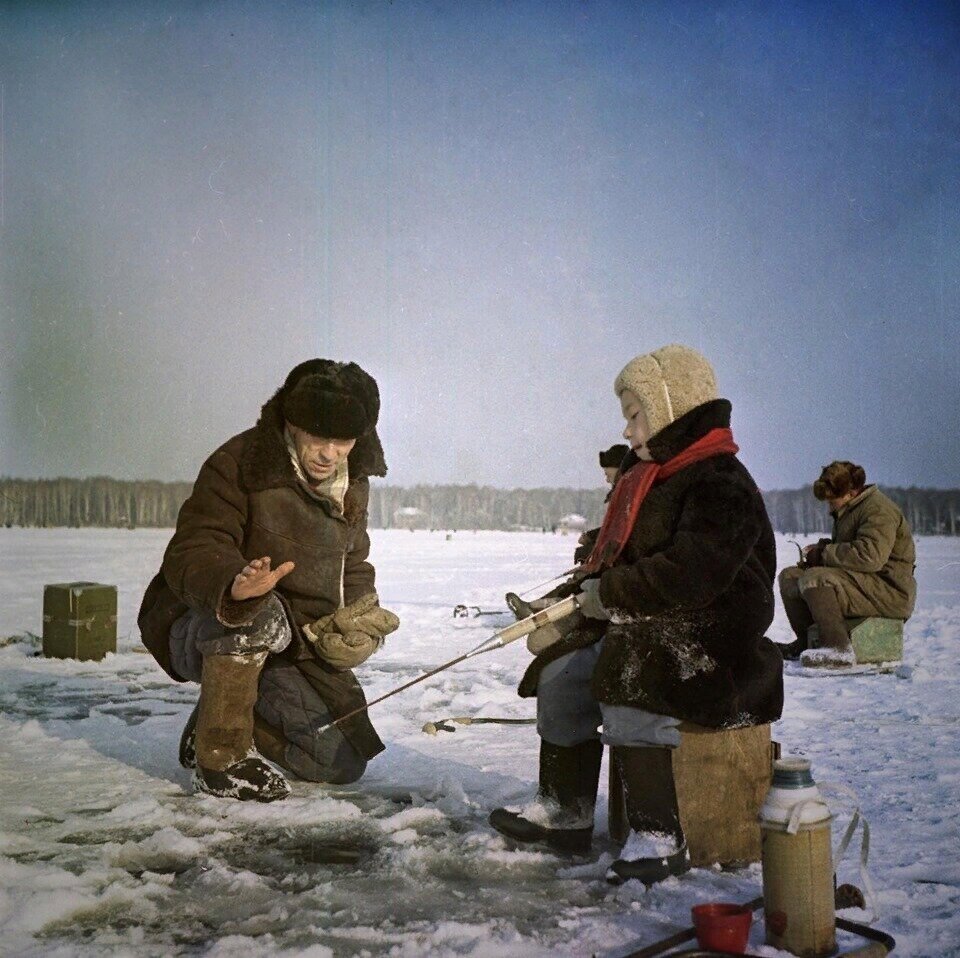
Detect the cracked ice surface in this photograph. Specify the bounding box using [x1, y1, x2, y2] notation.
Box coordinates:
[1, 528, 959, 956]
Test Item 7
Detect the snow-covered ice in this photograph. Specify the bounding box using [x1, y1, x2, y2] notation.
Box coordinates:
[1, 528, 959, 956]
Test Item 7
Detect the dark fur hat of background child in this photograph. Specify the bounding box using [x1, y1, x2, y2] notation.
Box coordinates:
[599, 444, 629, 488]
[599, 444, 629, 469]
[813, 461, 867, 501]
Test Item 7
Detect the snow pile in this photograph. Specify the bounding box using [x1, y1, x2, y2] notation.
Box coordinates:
[617, 829, 683, 859]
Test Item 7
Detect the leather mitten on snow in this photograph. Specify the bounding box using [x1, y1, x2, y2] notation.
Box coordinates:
[607, 745, 690, 885]
[489, 738, 603, 853]
[193, 652, 290, 802]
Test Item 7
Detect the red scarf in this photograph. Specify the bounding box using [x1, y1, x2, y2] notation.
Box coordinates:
[580, 427, 739, 574]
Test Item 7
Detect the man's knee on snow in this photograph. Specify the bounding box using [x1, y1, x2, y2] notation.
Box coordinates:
[255, 659, 369, 784]
[284, 734, 368, 784]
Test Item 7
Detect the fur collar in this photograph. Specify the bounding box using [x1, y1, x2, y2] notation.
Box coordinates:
[646, 398, 732, 463]
[617, 399, 733, 471]
[833, 484, 877, 519]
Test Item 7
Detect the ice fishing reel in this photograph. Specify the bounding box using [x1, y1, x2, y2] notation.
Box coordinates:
[452, 604, 503, 618]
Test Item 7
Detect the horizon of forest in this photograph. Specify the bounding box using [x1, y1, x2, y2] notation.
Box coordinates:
[2, 476, 958, 536]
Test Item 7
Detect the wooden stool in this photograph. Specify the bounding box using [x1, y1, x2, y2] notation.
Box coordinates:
[608, 722, 778, 868]
[808, 617, 904, 664]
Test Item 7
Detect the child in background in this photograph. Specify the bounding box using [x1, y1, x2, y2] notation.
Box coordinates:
[575, 443, 630, 564]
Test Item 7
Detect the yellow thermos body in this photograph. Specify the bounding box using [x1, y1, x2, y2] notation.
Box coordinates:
[760, 758, 836, 957]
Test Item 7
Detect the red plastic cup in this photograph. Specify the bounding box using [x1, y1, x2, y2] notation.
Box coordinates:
[691, 902, 753, 954]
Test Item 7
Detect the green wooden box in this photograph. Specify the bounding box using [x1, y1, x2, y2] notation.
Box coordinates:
[808, 617, 903, 664]
[42, 582, 118, 661]
[848, 617, 904, 663]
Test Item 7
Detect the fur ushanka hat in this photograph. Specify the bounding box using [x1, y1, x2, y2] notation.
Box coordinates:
[278, 359, 387, 477]
[813, 461, 867, 501]
[282, 360, 378, 440]
[613, 344, 718, 438]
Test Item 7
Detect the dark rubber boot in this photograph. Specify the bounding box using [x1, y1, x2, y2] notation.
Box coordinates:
[779, 586, 814, 655]
[505, 592, 533, 620]
[777, 636, 809, 662]
[179, 703, 199, 769]
[489, 738, 603, 854]
[607, 746, 691, 885]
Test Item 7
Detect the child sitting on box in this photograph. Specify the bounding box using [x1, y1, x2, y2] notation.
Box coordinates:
[490, 344, 784, 884]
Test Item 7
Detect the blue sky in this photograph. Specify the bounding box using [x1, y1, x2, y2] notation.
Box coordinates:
[1, 0, 957, 489]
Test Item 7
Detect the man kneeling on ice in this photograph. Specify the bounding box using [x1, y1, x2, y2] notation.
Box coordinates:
[138, 359, 398, 801]
[490, 344, 784, 884]
[777, 460, 916, 667]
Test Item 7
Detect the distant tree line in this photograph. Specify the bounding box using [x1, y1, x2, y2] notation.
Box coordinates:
[0, 477, 194, 529]
[1, 477, 958, 535]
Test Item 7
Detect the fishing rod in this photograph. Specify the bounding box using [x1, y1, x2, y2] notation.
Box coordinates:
[422, 715, 537, 735]
[514, 566, 578, 599]
[315, 594, 580, 737]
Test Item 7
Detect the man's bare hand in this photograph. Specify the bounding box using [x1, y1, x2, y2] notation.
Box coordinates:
[230, 556, 295, 601]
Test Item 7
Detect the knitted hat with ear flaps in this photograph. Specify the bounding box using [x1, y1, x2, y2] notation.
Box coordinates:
[614, 344, 718, 438]
[282, 360, 380, 440]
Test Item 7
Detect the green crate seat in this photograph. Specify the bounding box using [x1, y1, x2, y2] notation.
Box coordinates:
[808, 617, 903, 664]
[42, 582, 117, 661]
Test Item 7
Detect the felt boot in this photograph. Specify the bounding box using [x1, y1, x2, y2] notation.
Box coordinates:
[489, 738, 603, 854]
[193, 652, 290, 802]
[778, 587, 814, 660]
[799, 585, 856, 668]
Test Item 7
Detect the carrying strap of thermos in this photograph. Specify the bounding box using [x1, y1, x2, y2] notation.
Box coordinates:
[784, 797, 829, 834]
[820, 782, 878, 923]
